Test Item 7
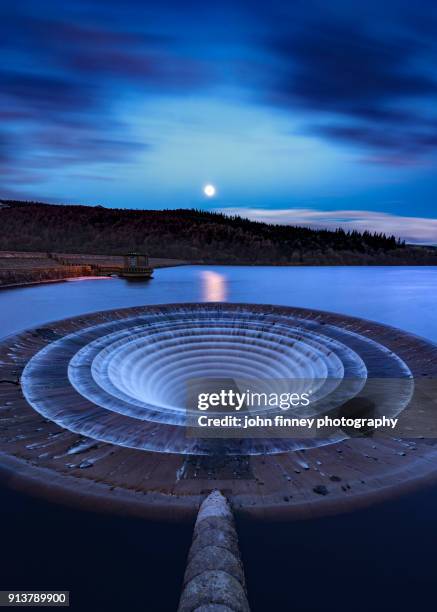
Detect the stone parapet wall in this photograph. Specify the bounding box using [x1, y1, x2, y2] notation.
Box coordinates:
[0, 265, 93, 287]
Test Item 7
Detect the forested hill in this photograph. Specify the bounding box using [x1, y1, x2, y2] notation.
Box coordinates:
[1, 199, 436, 265]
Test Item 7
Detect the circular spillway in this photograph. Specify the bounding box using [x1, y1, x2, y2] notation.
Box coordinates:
[20, 305, 411, 454]
[1, 303, 437, 521]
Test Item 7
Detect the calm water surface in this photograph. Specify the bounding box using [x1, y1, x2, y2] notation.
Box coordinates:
[1, 265, 437, 341]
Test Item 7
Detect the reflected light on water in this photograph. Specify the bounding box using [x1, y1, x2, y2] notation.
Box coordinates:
[200, 270, 228, 302]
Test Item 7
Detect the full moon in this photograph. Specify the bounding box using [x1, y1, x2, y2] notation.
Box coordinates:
[203, 184, 216, 198]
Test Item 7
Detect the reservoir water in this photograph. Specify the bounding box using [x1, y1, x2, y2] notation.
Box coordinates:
[2, 265, 437, 342]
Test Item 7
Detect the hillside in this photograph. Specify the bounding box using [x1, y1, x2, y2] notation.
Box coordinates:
[1, 199, 436, 265]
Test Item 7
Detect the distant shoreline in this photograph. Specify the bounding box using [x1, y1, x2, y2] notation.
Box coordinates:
[1, 254, 437, 291]
[0, 252, 189, 290]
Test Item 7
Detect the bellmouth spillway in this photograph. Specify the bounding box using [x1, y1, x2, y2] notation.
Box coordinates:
[1, 302, 437, 521]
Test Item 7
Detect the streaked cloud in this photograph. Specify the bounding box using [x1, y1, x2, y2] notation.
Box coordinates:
[216, 207, 437, 244]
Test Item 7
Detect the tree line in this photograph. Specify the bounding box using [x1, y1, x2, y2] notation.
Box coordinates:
[1, 199, 436, 265]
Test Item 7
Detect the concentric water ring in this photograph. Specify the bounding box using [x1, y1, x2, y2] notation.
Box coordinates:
[20, 304, 411, 455]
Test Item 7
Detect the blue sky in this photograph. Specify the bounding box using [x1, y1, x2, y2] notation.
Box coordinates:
[2, 0, 437, 241]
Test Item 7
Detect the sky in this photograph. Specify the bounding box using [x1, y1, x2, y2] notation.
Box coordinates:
[2, 0, 437, 242]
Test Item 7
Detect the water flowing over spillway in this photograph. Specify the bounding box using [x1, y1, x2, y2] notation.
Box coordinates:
[1, 303, 437, 520]
[21, 305, 411, 454]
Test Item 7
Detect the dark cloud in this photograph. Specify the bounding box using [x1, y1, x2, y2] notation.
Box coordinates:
[0, 7, 208, 187]
[7, 15, 207, 89]
[312, 124, 437, 153]
[271, 23, 437, 114]
[1, 72, 96, 113]
[265, 16, 437, 162]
